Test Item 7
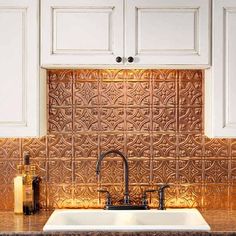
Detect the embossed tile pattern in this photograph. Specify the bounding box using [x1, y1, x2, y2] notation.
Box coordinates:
[0, 69, 236, 210]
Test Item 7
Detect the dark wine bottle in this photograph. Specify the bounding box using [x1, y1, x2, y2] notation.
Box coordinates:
[31, 165, 40, 213]
[23, 152, 34, 215]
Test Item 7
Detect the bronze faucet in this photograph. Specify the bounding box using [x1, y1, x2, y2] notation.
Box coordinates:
[96, 149, 170, 210]
[96, 149, 130, 204]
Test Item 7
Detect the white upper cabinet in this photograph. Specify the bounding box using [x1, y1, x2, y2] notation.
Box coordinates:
[41, 0, 124, 66]
[205, 0, 236, 137]
[0, 0, 46, 137]
[41, 0, 210, 67]
[125, 0, 210, 65]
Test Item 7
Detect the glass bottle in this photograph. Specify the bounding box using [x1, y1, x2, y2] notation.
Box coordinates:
[14, 164, 23, 214]
[23, 152, 34, 215]
[31, 165, 40, 213]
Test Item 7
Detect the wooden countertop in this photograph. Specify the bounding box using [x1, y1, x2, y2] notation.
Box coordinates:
[0, 210, 236, 235]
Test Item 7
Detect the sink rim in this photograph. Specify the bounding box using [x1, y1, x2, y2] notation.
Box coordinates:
[43, 208, 211, 232]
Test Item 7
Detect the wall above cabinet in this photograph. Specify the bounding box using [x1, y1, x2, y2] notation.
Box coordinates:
[41, 0, 211, 68]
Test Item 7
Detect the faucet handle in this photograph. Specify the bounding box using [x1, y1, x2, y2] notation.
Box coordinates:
[141, 189, 156, 206]
[97, 189, 112, 206]
[158, 184, 170, 210]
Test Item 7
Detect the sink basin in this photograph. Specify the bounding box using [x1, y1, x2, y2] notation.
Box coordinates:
[43, 209, 211, 231]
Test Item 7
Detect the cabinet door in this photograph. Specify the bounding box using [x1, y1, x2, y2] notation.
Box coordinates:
[41, 0, 123, 66]
[205, 0, 236, 137]
[0, 0, 46, 137]
[125, 0, 210, 65]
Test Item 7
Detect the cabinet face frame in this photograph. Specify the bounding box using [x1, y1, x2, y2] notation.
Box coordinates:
[125, 0, 211, 65]
[41, 0, 124, 66]
[0, 0, 46, 137]
[205, 0, 236, 137]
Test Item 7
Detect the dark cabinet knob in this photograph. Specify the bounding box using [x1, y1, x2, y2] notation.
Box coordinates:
[116, 56, 122, 63]
[128, 57, 134, 63]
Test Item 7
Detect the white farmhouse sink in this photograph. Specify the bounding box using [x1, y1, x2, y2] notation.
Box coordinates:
[43, 209, 211, 231]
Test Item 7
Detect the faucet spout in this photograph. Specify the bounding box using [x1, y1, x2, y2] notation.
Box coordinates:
[96, 150, 130, 205]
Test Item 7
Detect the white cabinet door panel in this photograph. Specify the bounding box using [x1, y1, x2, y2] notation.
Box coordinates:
[125, 0, 210, 65]
[0, 9, 25, 123]
[226, 8, 236, 126]
[0, 0, 46, 137]
[41, 0, 123, 65]
[55, 9, 112, 52]
[206, 0, 236, 137]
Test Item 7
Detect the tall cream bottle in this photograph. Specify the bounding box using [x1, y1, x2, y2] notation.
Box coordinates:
[14, 165, 23, 214]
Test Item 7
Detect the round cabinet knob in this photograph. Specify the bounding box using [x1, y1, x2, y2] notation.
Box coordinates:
[128, 57, 134, 63]
[116, 56, 122, 63]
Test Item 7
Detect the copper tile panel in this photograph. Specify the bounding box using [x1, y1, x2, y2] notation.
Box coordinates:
[127, 81, 151, 106]
[0, 139, 20, 159]
[152, 159, 177, 184]
[129, 159, 151, 184]
[22, 137, 46, 159]
[179, 107, 203, 132]
[129, 185, 150, 205]
[48, 70, 73, 83]
[231, 139, 236, 158]
[0, 159, 20, 185]
[48, 82, 72, 107]
[204, 160, 229, 183]
[230, 161, 236, 182]
[204, 184, 230, 209]
[204, 138, 230, 158]
[73, 160, 98, 184]
[126, 107, 150, 131]
[178, 159, 203, 184]
[74, 107, 99, 132]
[0, 69, 236, 210]
[73, 185, 98, 208]
[126, 134, 151, 158]
[179, 80, 203, 106]
[100, 107, 125, 131]
[48, 184, 73, 209]
[74, 82, 99, 107]
[0, 184, 13, 210]
[100, 134, 125, 154]
[48, 159, 73, 184]
[101, 82, 125, 106]
[153, 107, 177, 132]
[153, 80, 177, 107]
[178, 134, 203, 158]
[48, 107, 73, 132]
[74, 134, 98, 159]
[98, 159, 124, 184]
[177, 185, 203, 208]
[153, 134, 177, 158]
[48, 134, 72, 159]
[178, 70, 203, 81]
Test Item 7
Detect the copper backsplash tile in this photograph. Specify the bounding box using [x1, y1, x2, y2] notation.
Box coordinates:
[0, 69, 236, 210]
